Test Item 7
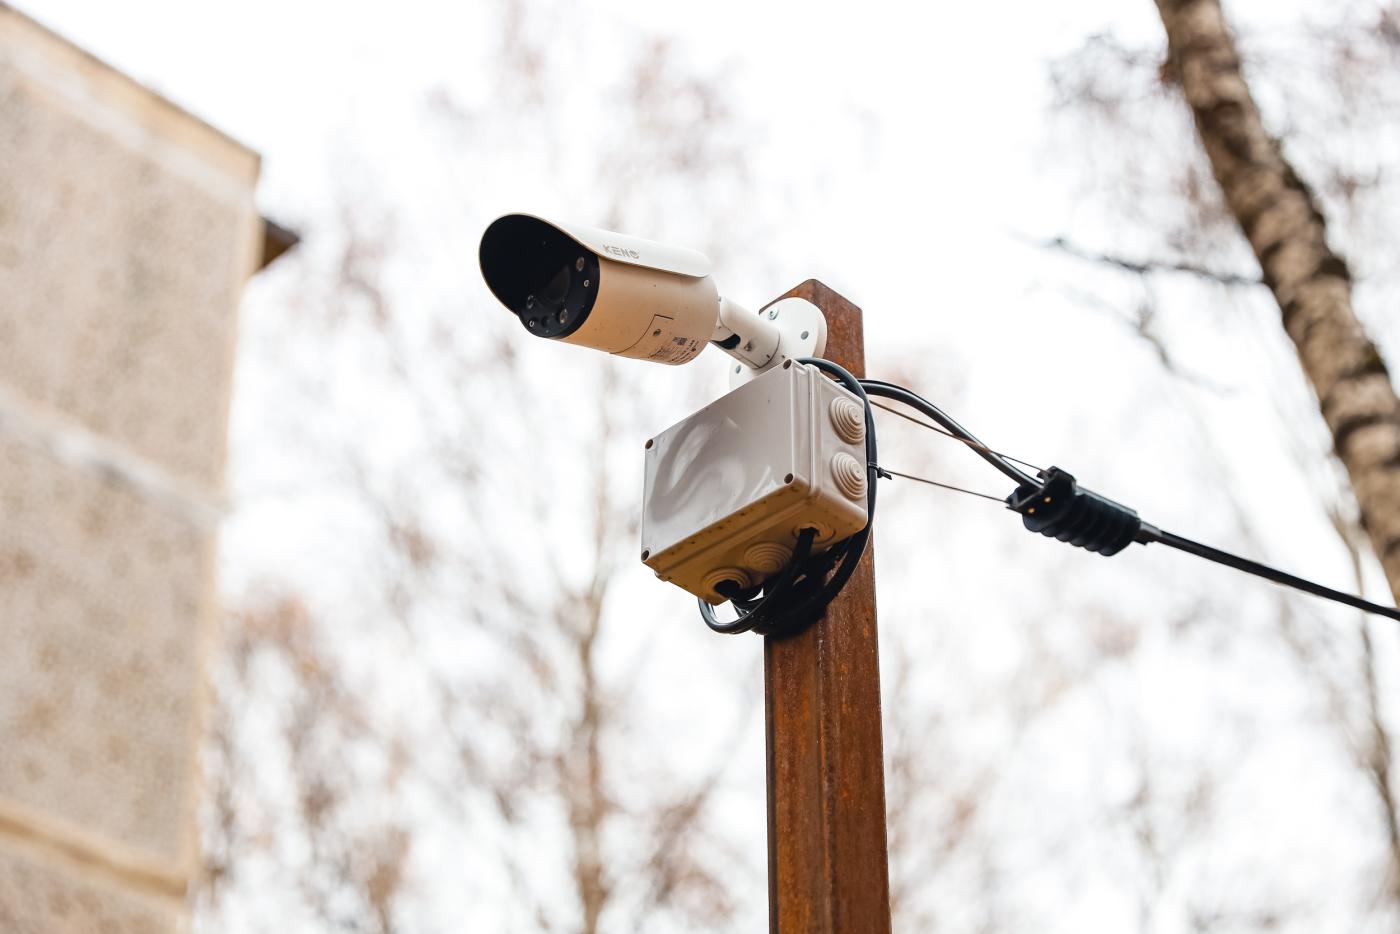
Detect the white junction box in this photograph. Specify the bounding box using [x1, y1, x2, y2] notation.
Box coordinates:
[641, 360, 869, 603]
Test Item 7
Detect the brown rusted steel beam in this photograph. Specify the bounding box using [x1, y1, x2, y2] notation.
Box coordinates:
[763, 280, 891, 934]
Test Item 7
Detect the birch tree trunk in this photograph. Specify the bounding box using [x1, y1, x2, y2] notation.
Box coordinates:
[1154, 0, 1400, 602]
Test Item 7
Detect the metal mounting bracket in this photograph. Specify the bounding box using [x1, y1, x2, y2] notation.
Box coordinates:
[727, 297, 829, 389]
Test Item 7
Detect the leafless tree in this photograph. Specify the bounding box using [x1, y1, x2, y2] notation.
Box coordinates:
[198, 5, 774, 931]
[1042, 2, 1400, 925]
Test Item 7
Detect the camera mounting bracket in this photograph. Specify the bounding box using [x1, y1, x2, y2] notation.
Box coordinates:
[726, 297, 828, 389]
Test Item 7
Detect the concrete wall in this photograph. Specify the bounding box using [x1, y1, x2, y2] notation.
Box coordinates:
[0, 6, 262, 930]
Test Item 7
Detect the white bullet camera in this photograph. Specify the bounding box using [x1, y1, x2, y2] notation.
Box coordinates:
[479, 214, 826, 382]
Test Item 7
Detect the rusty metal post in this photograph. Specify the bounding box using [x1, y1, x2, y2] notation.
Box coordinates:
[762, 280, 892, 933]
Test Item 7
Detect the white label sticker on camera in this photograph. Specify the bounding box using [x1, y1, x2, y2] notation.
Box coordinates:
[623, 315, 705, 365]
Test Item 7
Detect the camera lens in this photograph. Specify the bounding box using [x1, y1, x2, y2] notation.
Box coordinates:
[541, 265, 570, 306]
[480, 215, 600, 340]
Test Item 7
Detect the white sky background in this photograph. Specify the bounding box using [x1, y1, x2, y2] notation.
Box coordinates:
[23, 0, 1400, 930]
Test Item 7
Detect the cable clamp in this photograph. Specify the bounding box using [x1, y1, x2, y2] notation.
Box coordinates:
[1006, 467, 1142, 557]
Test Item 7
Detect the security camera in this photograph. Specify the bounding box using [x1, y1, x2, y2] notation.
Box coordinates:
[479, 213, 825, 382]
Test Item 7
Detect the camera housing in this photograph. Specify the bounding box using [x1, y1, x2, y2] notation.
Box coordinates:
[481, 214, 720, 364]
[479, 214, 825, 377]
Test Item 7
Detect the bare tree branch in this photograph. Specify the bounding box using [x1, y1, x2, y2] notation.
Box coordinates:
[1027, 233, 1262, 287]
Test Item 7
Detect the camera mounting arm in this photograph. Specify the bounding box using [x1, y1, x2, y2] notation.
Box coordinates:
[717, 296, 828, 388]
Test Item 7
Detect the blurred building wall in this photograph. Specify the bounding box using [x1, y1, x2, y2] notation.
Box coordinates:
[0, 5, 266, 930]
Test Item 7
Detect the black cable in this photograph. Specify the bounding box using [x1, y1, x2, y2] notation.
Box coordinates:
[1005, 460, 1400, 622]
[1142, 527, 1400, 622]
[755, 358, 876, 632]
[867, 398, 1045, 475]
[858, 380, 1038, 487]
[866, 379, 1400, 623]
[697, 358, 877, 637]
[700, 528, 818, 635]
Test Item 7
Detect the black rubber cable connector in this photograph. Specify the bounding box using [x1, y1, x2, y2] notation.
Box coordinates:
[1006, 467, 1142, 557]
